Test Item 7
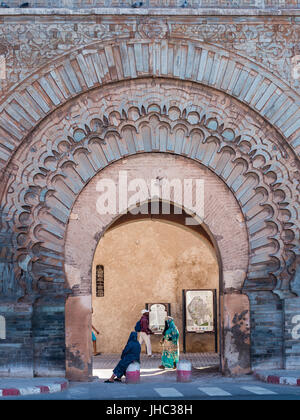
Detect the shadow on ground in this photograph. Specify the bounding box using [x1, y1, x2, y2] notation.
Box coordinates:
[92, 353, 220, 383]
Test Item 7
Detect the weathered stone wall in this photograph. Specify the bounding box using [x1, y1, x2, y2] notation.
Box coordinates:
[247, 292, 284, 369]
[222, 294, 251, 375]
[3, 1, 300, 8]
[284, 297, 300, 369]
[0, 303, 33, 377]
[0, 6, 299, 378]
[32, 298, 66, 377]
[1, 9, 300, 100]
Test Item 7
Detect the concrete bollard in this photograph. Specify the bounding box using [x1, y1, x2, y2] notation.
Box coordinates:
[177, 360, 192, 383]
[126, 361, 140, 384]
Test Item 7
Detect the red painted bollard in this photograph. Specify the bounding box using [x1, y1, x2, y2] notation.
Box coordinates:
[126, 362, 140, 384]
[177, 360, 192, 383]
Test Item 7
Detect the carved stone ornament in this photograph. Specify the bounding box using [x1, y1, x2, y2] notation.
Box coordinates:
[138, 19, 169, 39]
[0, 79, 299, 299]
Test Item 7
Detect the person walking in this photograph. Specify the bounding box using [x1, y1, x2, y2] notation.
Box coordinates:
[138, 309, 154, 357]
[159, 316, 179, 369]
[104, 331, 141, 383]
[92, 324, 101, 356]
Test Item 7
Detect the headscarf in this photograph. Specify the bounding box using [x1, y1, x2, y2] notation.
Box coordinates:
[164, 318, 179, 344]
[127, 331, 138, 344]
[121, 331, 141, 363]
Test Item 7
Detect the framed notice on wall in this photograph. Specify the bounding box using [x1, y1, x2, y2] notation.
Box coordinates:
[182, 289, 217, 353]
[184, 290, 216, 332]
[146, 303, 171, 335]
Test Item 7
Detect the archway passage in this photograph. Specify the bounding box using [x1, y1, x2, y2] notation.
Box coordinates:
[65, 152, 251, 381]
[91, 204, 220, 376]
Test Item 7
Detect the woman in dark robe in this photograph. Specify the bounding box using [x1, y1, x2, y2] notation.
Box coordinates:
[104, 331, 141, 383]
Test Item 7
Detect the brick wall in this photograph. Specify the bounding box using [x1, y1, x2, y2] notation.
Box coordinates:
[0, 303, 34, 377]
[284, 298, 300, 369]
[32, 298, 66, 377]
[247, 292, 284, 370]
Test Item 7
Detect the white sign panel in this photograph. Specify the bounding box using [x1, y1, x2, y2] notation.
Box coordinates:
[148, 303, 168, 334]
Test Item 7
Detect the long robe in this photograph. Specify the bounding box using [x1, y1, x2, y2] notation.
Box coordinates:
[161, 319, 179, 368]
[113, 332, 141, 378]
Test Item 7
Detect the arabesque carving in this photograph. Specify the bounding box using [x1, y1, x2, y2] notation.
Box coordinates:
[1, 18, 300, 97]
[0, 80, 299, 299]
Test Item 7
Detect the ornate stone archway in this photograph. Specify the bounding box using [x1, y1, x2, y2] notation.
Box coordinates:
[0, 38, 299, 376]
[1, 79, 298, 297]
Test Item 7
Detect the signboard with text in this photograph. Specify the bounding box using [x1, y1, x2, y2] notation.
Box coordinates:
[185, 290, 214, 333]
[182, 289, 217, 353]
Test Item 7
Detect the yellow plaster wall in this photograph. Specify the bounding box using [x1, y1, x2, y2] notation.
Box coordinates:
[92, 219, 219, 354]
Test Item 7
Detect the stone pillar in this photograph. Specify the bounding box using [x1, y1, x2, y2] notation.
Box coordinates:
[247, 291, 284, 370]
[283, 297, 300, 369]
[32, 294, 66, 377]
[65, 295, 92, 381]
[221, 293, 251, 376]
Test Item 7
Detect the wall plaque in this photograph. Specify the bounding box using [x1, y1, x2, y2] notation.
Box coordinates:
[96, 265, 104, 297]
[146, 303, 171, 334]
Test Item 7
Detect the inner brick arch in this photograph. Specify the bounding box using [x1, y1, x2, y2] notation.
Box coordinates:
[64, 153, 250, 381]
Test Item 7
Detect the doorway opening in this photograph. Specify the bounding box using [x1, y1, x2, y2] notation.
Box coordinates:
[91, 202, 220, 379]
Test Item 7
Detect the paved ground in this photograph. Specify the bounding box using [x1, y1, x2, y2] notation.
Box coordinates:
[4, 370, 300, 401]
[93, 352, 220, 384]
[93, 352, 220, 371]
[1, 353, 300, 401]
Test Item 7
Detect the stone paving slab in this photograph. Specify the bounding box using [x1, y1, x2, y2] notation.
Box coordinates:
[1, 369, 300, 399]
[93, 366, 221, 384]
[0, 353, 218, 397]
[93, 352, 220, 384]
[93, 352, 220, 369]
[254, 370, 300, 386]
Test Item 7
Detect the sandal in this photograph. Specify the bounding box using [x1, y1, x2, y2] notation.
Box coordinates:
[114, 378, 122, 382]
[104, 379, 114, 383]
[158, 365, 165, 370]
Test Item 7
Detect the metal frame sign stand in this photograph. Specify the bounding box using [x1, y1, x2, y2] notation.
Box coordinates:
[182, 289, 218, 353]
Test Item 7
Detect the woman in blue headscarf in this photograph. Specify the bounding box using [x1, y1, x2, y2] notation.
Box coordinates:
[105, 331, 141, 383]
[159, 317, 179, 369]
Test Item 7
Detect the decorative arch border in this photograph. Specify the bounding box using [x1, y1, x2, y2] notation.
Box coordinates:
[0, 36, 300, 178]
[0, 78, 299, 300]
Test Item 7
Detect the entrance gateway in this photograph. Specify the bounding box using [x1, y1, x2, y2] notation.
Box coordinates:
[92, 203, 220, 356]
[66, 149, 250, 379]
[0, 7, 299, 381]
